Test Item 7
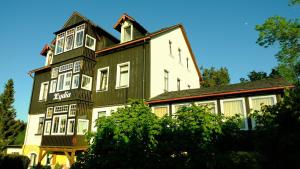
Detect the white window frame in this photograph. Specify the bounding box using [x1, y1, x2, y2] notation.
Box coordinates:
[69, 104, 76, 117]
[81, 74, 93, 91]
[195, 100, 218, 114]
[39, 81, 49, 101]
[57, 71, 72, 92]
[54, 105, 69, 114]
[51, 115, 67, 135]
[71, 74, 80, 89]
[46, 107, 53, 119]
[55, 32, 65, 55]
[220, 97, 248, 130]
[49, 80, 57, 93]
[67, 119, 75, 135]
[73, 61, 81, 73]
[77, 119, 89, 135]
[116, 62, 130, 89]
[74, 24, 85, 49]
[85, 34, 96, 51]
[51, 67, 59, 79]
[152, 105, 169, 117]
[64, 28, 75, 52]
[177, 78, 181, 91]
[164, 70, 169, 92]
[96, 67, 109, 92]
[44, 121, 51, 135]
[59, 63, 73, 73]
[123, 25, 132, 42]
[172, 103, 190, 115]
[248, 95, 277, 129]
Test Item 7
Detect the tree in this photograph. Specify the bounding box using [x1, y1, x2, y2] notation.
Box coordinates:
[240, 68, 282, 82]
[201, 67, 230, 87]
[0, 79, 24, 151]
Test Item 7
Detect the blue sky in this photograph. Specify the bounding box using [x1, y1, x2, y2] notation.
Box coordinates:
[0, 0, 299, 121]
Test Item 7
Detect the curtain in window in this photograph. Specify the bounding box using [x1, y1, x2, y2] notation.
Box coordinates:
[223, 100, 246, 129]
[197, 102, 216, 114]
[154, 107, 168, 118]
[251, 97, 275, 111]
[120, 65, 129, 87]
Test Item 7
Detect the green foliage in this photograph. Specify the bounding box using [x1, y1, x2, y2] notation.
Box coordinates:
[13, 127, 26, 145]
[256, 16, 300, 83]
[290, 0, 300, 5]
[240, 68, 282, 82]
[0, 154, 30, 169]
[201, 67, 230, 87]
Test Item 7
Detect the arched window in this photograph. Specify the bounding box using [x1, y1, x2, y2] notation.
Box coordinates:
[29, 153, 37, 167]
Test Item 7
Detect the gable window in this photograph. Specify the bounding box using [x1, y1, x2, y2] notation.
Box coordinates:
[55, 33, 65, 55]
[85, 35, 96, 51]
[73, 61, 81, 73]
[39, 82, 49, 101]
[123, 26, 132, 42]
[249, 95, 277, 129]
[46, 107, 53, 119]
[51, 67, 59, 79]
[67, 119, 75, 135]
[45, 51, 53, 66]
[97, 67, 109, 91]
[69, 104, 76, 116]
[52, 115, 67, 135]
[64, 28, 75, 52]
[36, 117, 44, 135]
[77, 119, 89, 135]
[116, 62, 130, 88]
[81, 75, 92, 91]
[44, 121, 51, 135]
[57, 71, 72, 91]
[153, 106, 168, 118]
[196, 101, 217, 114]
[74, 24, 85, 49]
[177, 78, 181, 91]
[164, 70, 169, 92]
[169, 40, 172, 56]
[178, 48, 181, 63]
[54, 105, 68, 114]
[72, 74, 80, 89]
[49, 80, 57, 93]
[221, 98, 248, 130]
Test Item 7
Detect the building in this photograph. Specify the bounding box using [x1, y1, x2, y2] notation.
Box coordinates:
[23, 12, 201, 168]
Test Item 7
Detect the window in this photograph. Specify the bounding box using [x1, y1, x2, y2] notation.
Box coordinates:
[116, 62, 130, 88]
[187, 85, 191, 89]
[46, 107, 53, 119]
[49, 80, 57, 93]
[57, 71, 72, 91]
[45, 51, 53, 66]
[249, 95, 277, 129]
[98, 111, 106, 118]
[37, 117, 44, 134]
[77, 119, 89, 135]
[186, 58, 189, 69]
[174, 104, 189, 113]
[59, 63, 73, 72]
[52, 115, 67, 135]
[123, 26, 132, 42]
[51, 67, 59, 79]
[164, 70, 169, 92]
[69, 104, 76, 116]
[72, 74, 80, 89]
[74, 24, 85, 49]
[177, 78, 181, 91]
[178, 48, 181, 63]
[85, 34, 96, 51]
[169, 40, 172, 55]
[81, 75, 92, 90]
[221, 98, 248, 130]
[55, 33, 65, 55]
[97, 67, 109, 91]
[153, 107, 168, 118]
[39, 82, 49, 101]
[73, 61, 81, 73]
[44, 121, 51, 135]
[64, 28, 75, 52]
[30, 153, 37, 167]
[67, 119, 75, 135]
[196, 101, 217, 114]
[54, 105, 68, 114]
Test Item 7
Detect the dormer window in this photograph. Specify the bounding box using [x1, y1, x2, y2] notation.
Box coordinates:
[123, 26, 132, 42]
[45, 50, 53, 66]
[64, 29, 75, 52]
[55, 33, 65, 55]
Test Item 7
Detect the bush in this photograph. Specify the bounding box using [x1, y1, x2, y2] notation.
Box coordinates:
[0, 154, 30, 169]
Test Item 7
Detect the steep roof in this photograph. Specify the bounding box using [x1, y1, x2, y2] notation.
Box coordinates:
[114, 13, 148, 34]
[147, 78, 293, 104]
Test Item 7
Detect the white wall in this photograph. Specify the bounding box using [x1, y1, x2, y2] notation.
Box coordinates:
[150, 27, 200, 98]
[6, 147, 22, 155]
[23, 114, 43, 146]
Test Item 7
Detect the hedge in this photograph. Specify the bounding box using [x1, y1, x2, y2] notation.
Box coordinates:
[0, 154, 30, 169]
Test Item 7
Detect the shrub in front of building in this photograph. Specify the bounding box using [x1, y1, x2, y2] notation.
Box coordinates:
[0, 154, 30, 169]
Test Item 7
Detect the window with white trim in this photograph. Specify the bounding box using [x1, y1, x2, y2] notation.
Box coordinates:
[178, 48, 181, 63]
[116, 62, 130, 88]
[69, 104, 76, 116]
[249, 95, 277, 129]
[72, 74, 80, 89]
[173, 103, 189, 113]
[37, 117, 44, 134]
[77, 119, 89, 135]
[81, 75, 92, 91]
[44, 121, 51, 135]
[169, 40, 172, 56]
[153, 106, 168, 118]
[177, 78, 181, 91]
[74, 24, 85, 49]
[29, 153, 37, 167]
[221, 98, 248, 130]
[59, 63, 73, 72]
[97, 67, 109, 91]
[67, 119, 75, 135]
[85, 34, 96, 51]
[39, 82, 49, 101]
[186, 58, 189, 69]
[55, 33, 65, 55]
[54, 105, 68, 114]
[51, 67, 59, 79]
[196, 101, 217, 114]
[98, 111, 106, 118]
[52, 115, 67, 135]
[73, 61, 81, 73]
[64, 28, 75, 52]
[164, 70, 169, 92]
[49, 80, 57, 93]
[57, 71, 72, 91]
[46, 107, 53, 119]
[123, 26, 132, 42]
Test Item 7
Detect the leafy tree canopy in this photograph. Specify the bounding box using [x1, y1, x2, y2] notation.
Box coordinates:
[240, 68, 282, 82]
[201, 67, 230, 87]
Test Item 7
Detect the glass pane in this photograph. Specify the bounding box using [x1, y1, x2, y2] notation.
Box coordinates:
[223, 100, 246, 129]
[154, 107, 168, 118]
